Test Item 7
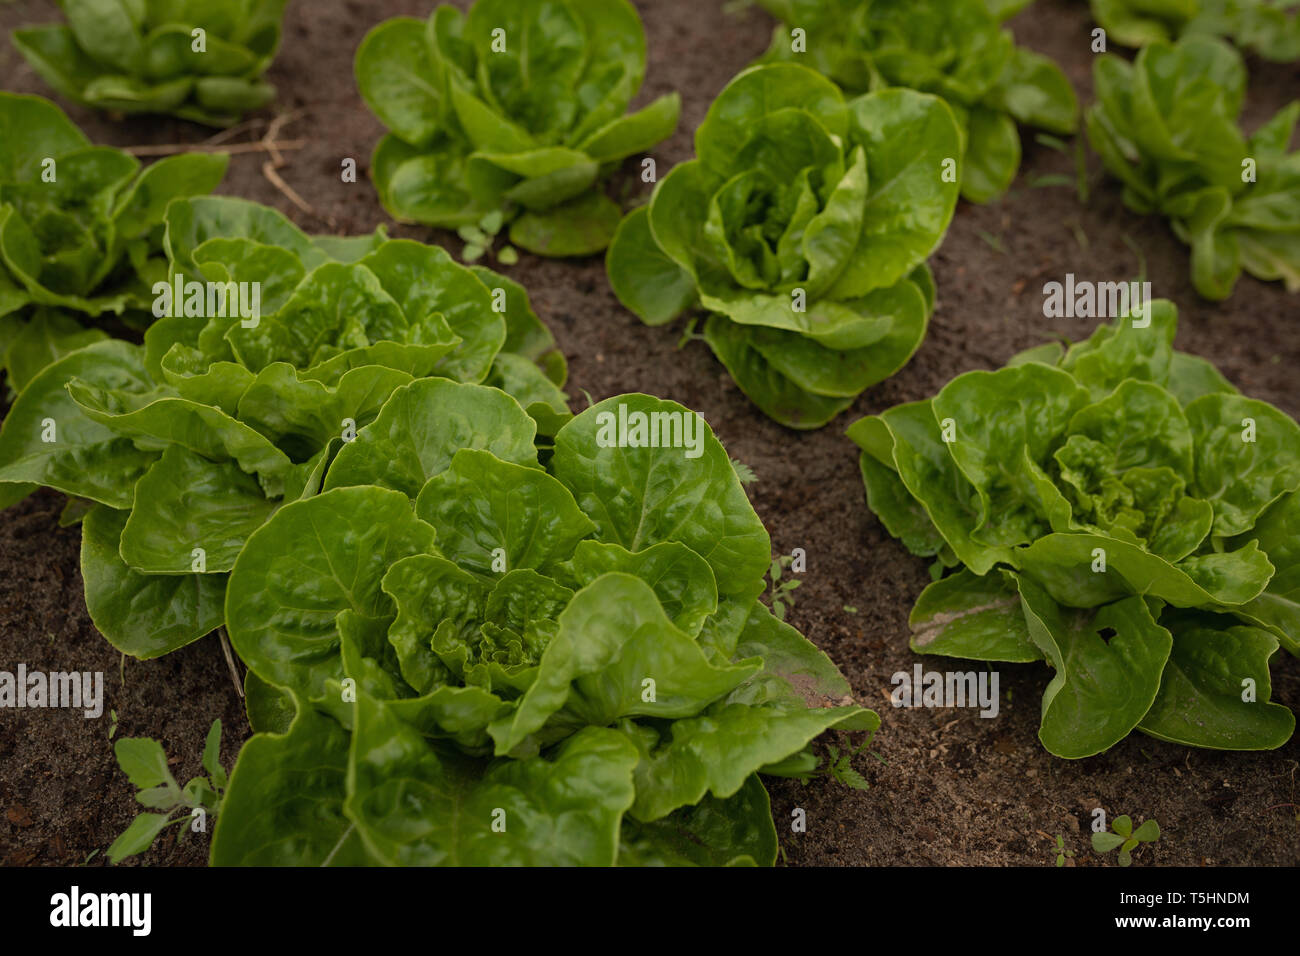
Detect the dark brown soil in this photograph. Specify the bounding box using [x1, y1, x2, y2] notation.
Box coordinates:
[2, 0, 1297, 868]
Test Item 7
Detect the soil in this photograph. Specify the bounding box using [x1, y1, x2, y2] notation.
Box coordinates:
[1, 0, 1298, 868]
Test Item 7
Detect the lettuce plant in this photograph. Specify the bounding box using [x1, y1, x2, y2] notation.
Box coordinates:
[1090, 0, 1300, 62]
[607, 63, 960, 430]
[754, 0, 1078, 203]
[0, 93, 225, 509]
[210, 388, 876, 865]
[848, 300, 1298, 757]
[0, 196, 569, 658]
[355, 0, 679, 258]
[13, 0, 288, 126]
[0, 93, 227, 379]
[847, 299, 1294, 754]
[1087, 35, 1300, 299]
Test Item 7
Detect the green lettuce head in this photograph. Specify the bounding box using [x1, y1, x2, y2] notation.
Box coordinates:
[755, 0, 1078, 202]
[1087, 35, 1300, 300]
[607, 63, 960, 430]
[356, 0, 680, 258]
[848, 299, 1299, 758]
[13, 0, 288, 126]
[0, 92, 226, 509]
[209, 390, 877, 866]
[0, 196, 569, 658]
[1090, 0, 1300, 62]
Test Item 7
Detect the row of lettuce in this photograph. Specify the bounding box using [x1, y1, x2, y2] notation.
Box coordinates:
[353, 3, 1299, 429]
[19, 1, 1298, 152]
[11, 1, 1298, 431]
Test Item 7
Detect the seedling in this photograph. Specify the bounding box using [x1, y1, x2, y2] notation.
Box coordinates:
[768, 555, 801, 621]
[730, 458, 758, 486]
[1065, 217, 1090, 250]
[107, 719, 228, 864]
[1121, 233, 1149, 285]
[1054, 834, 1074, 867]
[822, 742, 871, 791]
[782, 733, 881, 791]
[1091, 814, 1160, 866]
[1072, 135, 1090, 204]
[676, 317, 705, 350]
[1035, 134, 1090, 204]
[976, 229, 1006, 254]
[1035, 133, 1070, 153]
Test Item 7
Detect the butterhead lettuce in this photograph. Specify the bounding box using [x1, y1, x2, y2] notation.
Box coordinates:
[210, 390, 877, 866]
[849, 300, 1298, 757]
[0, 92, 226, 510]
[755, 0, 1079, 203]
[1090, 0, 1300, 62]
[0, 93, 227, 368]
[355, 0, 680, 257]
[1087, 35, 1300, 299]
[12, 0, 288, 126]
[0, 196, 568, 657]
[607, 63, 960, 430]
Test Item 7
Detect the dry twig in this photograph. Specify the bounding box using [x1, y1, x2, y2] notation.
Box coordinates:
[262, 159, 336, 228]
[124, 139, 305, 157]
[218, 627, 244, 700]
